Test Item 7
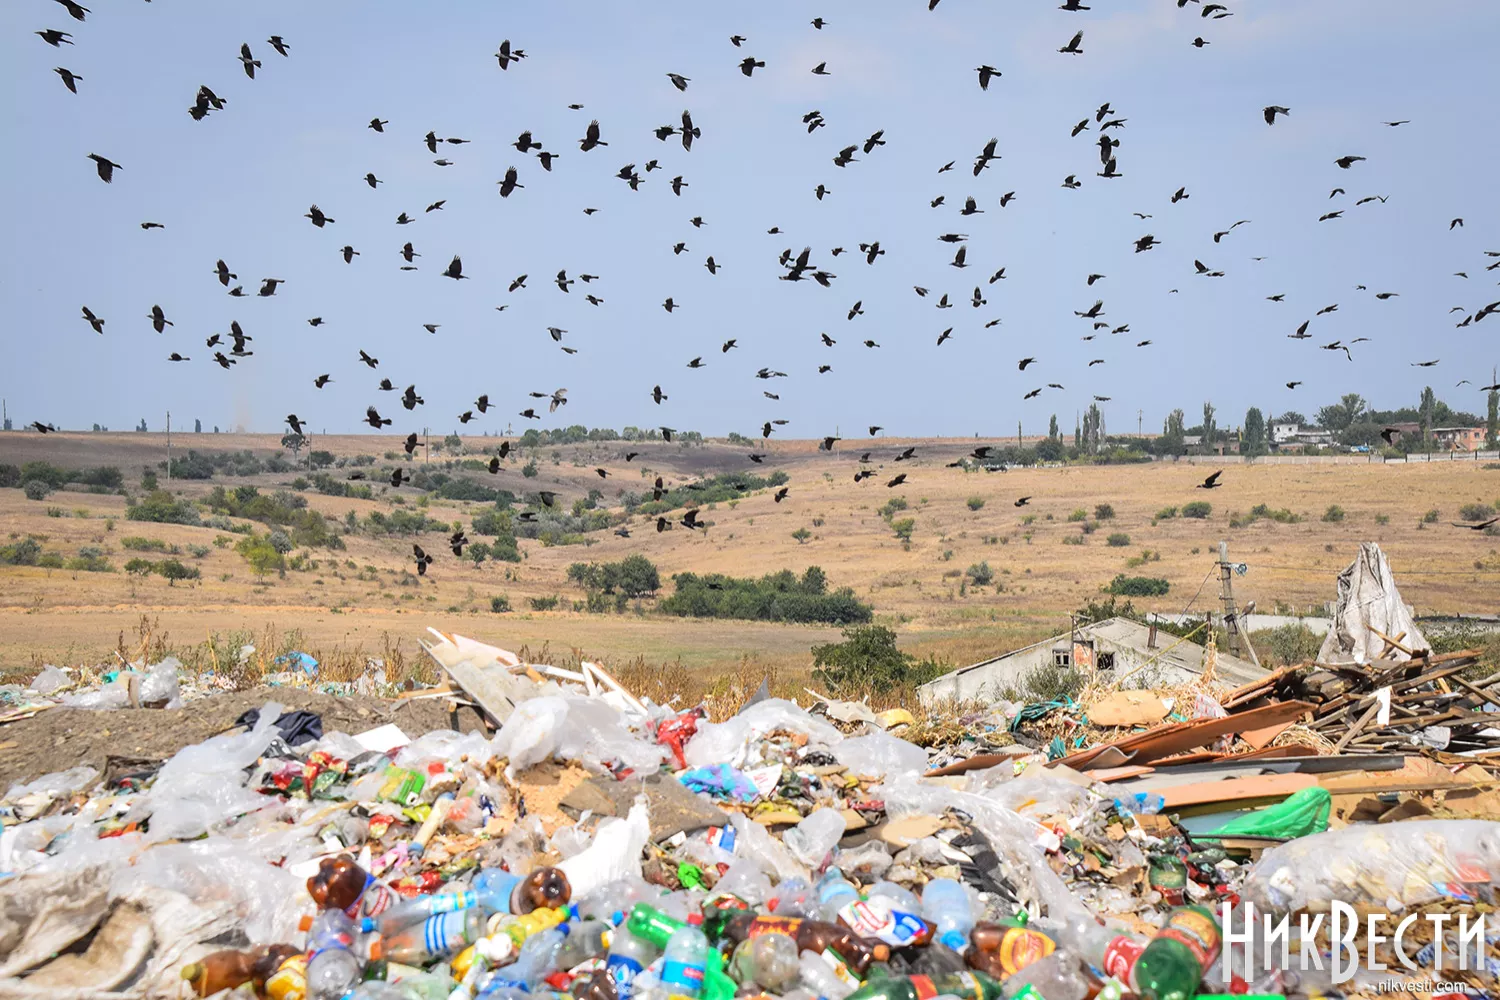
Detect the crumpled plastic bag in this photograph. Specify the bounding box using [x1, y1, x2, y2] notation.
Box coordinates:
[684, 698, 843, 769]
[783, 808, 848, 868]
[133, 700, 286, 842]
[396, 729, 494, 772]
[834, 729, 928, 779]
[4, 765, 99, 808]
[728, 811, 808, 883]
[28, 665, 69, 696]
[140, 656, 183, 708]
[1240, 818, 1500, 914]
[558, 795, 651, 904]
[491, 696, 661, 778]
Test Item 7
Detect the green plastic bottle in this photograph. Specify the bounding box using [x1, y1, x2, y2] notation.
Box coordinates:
[1131, 906, 1221, 1000]
[626, 904, 685, 948]
[844, 970, 1005, 1000]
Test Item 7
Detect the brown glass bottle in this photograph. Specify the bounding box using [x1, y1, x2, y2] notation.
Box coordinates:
[307, 854, 372, 913]
[180, 943, 301, 997]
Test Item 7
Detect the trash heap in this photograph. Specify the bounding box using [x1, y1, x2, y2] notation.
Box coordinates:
[2, 629, 1499, 1000]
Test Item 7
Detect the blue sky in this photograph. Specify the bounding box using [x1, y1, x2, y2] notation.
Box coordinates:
[2, 0, 1497, 438]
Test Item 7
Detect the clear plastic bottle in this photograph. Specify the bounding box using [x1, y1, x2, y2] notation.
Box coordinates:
[378, 907, 485, 964]
[362, 890, 478, 935]
[606, 924, 659, 998]
[814, 868, 861, 923]
[1034, 914, 1145, 985]
[483, 924, 571, 992]
[865, 881, 920, 912]
[659, 916, 710, 999]
[998, 951, 1093, 1000]
[307, 944, 363, 1000]
[556, 918, 611, 970]
[798, 949, 858, 1000]
[769, 876, 814, 918]
[920, 879, 975, 953]
[728, 932, 800, 992]
[305, 909, 358, 952]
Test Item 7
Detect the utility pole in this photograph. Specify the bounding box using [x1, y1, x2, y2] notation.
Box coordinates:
[166, 411, 172, 485]
[1217, 541, 1260, 666]
[1138, 409, 1143, 438]
[1016, 420, 1022, 449]
[424, 427, 430, 465]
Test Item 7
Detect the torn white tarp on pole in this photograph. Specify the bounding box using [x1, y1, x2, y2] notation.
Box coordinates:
[1316, 542, 1429, 665]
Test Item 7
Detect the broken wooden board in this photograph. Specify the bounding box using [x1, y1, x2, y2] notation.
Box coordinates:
[440, 662, 531, 727]
[1055, 700, 1316, 770]
[1158, 772, 1317, 809]
[1083, 765, 1156, 783]
[1319, 756, 1484, 796]
[1240, 721, 1293, 750]
[1088, 691, 1170, 728]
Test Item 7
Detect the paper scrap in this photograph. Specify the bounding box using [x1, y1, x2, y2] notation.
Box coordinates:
[353, 723, 411, 753]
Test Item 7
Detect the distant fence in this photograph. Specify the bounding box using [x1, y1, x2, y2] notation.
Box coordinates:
[1151, 451, 1500, 466]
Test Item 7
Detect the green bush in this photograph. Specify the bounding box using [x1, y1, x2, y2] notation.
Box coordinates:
[1459, 502, 1496, 522]
[1066, 508, 1088, 522]
[37, 551, 64, 569]
[125, 557, 156, 576]
[792, 527, 812, 544]
[878, 497, 909, 521]
[660, 567, 873, 625]
[22, 480, 53, 501]
[235, 534, 286, 577]
[0, 538, 43, 565]
[65, 546, 113, 573]
[1106, 532, 1131, 547]
[966, 497, 986, 512]
[187, 544, 211, 558]
[156, 558, 200, 584]
[1094, 503, 1115, 521]
[1155, 506, 1178, 520]
[565, 555, 660, 597]
[528, 595, 560, 611]
[1181, 501, 1212, 519]
[811, 625, 947, 696]
[121, 536, 169, 552]
[1321, 505, 1346, 523]
[890, 517, 915, 543]
[1062, 534, 1085, 545]
[127, 489, 202, 525]
[489, 595, 512, 613]
[965, 561, 994, 586]
[1247, 503, 1302, 524]
[1422, 509, 1440, 524]
[1107, 574, 1170, 596]
[1251, 623, 1323, 666]
[521, 461, 539, 478]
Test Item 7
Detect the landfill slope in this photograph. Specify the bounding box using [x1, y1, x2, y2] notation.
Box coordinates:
[0, 689, 486, 789]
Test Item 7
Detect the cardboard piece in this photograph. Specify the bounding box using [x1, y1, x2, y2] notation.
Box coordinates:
[1089, 691, 1170, 728]
[1056, 700, 1317, 769]
[560, 773, 728, 843]
[1239, 721, 1292, 750]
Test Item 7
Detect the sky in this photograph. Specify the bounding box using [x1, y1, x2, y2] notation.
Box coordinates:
[1, 0, 1498, 440]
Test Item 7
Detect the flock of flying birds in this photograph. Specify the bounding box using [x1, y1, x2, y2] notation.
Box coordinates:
[28, 0, 1500, 573]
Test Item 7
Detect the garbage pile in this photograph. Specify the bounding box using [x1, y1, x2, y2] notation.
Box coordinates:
[2, 629, 1498, 1000]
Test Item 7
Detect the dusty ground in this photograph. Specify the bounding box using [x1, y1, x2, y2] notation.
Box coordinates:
[0, 688, 490, 789]
[2, 432, 1498, 678]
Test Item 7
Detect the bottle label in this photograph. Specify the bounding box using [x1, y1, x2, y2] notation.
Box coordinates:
[264, 955, 307, 1000]
[607, 954, 645, 995]
[1011, 985, 1043, 1000]
[428, 890, 477, 915]
[1100, 935, 1145, 981]
[995, 926, 1056, 976]
[423, 911, 468, 954]
[746, 916, 803, 939]
[838, 899, 931, 947]
[705, 826, 737, 853]
[1157, 908, 1222, 968]
[910, 975, 940, 1000]
[661, 959, 706, 995]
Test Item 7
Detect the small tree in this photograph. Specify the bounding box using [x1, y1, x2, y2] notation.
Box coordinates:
[792, 527, 812, 544]
[141, 469, 159, 491]
[156, 558, 200, 586]
[490, 594, 511, 613]
[443, 432, 463, 452]
[966, 496, 986, 511]
[1243, 407, 1266, 457]
[615, 554, 660, 597]
[1488, 380, 1499, 451]
[280, 432, 306, 458]
[194, 418, 202, 433]
[521, 460, 539, 478]
[890, 517, 915, 543]
[966, 561, 994, 586]
[125, 557, 156, 577]
[267, 530, 294, 554]
[1201, 402, 1218, 451]
[309, 450, 335, 469]
[1093, 503, 1115, 520]
[22, 480, 52, 501]
[811, 625, 943, 695]
[1182, 501, 1212, 519]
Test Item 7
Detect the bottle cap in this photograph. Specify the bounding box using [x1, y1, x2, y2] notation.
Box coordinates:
[180, 962, 202, 982]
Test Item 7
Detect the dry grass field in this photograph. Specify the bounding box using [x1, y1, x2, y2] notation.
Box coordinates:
[2, 431, 1498, 679]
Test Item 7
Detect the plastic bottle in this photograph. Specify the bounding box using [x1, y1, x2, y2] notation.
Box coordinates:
[308, 854, 381, 915]
[999, 951, 1095, 1000]
[728, 932, 800, 992]
[865, 882, 920, 913]
[180, 944, 301, 997]
[769, 876, 815, 918]
[472, 867, 574, 915]
[484, 924, 571, 992]
[844, 970, 1004, 1000]
[836, 896, 936, 949]
[708, 911, 890, 975]
[556, 917, 612, 970]
[606, 923, 660, 998]
[362, 890, 479, 935]
[798, 948, 858, 1000]
[1131, 906, 1222, 1000]
[308, 942, 363, 1000]
[814, 868, 862, 923]
[378, 907, 486, 964]
[659, 915, 710, 998]
[265, 953, 309, 1000]
[493, 905, 569, 949]
[968, 919, 1057, 980]
[304, 909, 358, 952]
[1035, 914, 1146, 985]
[920, 879, 975, 953]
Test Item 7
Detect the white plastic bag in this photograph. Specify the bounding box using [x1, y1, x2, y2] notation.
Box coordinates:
[782, 808, 848, 867]
[491, 696, 569, 775]
[684, 699, 843, 769]
[140, 657, 183, 708]
[834, 730, 928, 779]
[558, 795, 651, 903]
[137, 700, 286, 841]
[29, 665, 69, 695]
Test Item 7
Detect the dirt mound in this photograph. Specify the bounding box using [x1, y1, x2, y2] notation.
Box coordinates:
[0, 688, 491, 789]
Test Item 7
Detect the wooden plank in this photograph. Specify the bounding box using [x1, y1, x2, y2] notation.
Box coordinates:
[1241, 721, 1293, 750]
[442, 662, 526, 726]
[1114, 700, 1317, 765]
[1334, 701, 1383, 753]
[1319, 757, 1479, 795]
[1083, 765, 1156, 783]
[1159, 773, 1317, 809]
